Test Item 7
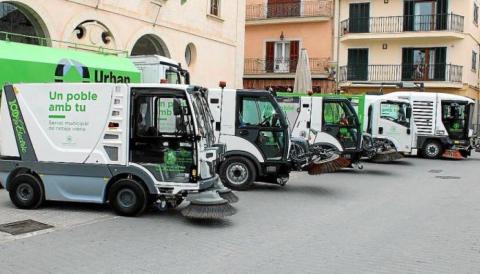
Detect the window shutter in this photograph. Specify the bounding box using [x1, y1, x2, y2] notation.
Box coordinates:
[289, 40, 299, 73]
[403, 1, 414, 31]
[434, 47, 447, 80]
[266, 42, 275, 72]
[436, 0, 448, 30]
[402, 48, 414, 81]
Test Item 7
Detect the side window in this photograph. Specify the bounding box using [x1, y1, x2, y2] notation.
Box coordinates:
[323, 102, 346, 125]
[239, 98, 261, 126]
[136, 96, 192, 137]
[238, 97, 281, 127]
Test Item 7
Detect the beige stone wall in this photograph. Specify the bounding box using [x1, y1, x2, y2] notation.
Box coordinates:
[3, 0, 245, 88]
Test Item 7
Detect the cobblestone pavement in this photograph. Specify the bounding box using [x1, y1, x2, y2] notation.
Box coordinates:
[0, 154, 480, 273]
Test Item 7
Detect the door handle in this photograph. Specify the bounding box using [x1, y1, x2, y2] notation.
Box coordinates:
[239, 129, 249, 136]
[379, 127, 384, 134]
[407, 128, 411, 135]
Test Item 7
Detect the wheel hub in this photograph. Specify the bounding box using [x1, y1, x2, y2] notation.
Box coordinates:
[226, 163, 249, 185]
[427, 144, 439, 156]
[16, 183, 33, 202]
[117, 189, 136, 208]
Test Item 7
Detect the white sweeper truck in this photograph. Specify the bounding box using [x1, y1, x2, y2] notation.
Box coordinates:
[0, 83, 237, 219]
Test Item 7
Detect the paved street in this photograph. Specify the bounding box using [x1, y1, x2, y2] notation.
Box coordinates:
[0, 154, 480, 273]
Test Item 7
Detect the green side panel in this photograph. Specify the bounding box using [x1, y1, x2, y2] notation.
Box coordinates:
[0, 40, 141, 87]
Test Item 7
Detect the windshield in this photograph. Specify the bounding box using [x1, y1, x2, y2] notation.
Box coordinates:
[192, 92, 215, 146]
[442, 101, 471, 140]
[380, 102, 411, 127]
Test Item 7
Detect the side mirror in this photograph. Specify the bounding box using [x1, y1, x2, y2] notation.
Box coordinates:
[406, 106, 412, 119]
[173, 98, 183, 116]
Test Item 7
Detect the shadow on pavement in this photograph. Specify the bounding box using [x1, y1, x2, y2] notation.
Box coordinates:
[367, 160, 414, 166]
[183, 218, 234, 228]
[251, 182, 340, 198]
[335, 169, 394, 176]
[43, 201, 110, 212]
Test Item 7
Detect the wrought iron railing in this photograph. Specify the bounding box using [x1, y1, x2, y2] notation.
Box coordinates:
[339, 64, 463, 83]
[340, 13, 464, 36]
[246, 1, 333, 20]
[244, 58, 330, 75]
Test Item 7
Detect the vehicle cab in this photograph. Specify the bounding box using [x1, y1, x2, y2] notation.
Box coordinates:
[208, 88, 291, 190]
[365, 95, 415, 155]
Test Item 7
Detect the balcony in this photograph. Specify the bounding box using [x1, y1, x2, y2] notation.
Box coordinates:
[340, 13, 464, 41]
[246, 1, 332, 24]
[339, 64, 463, 84]
[244, 58, 330, 77]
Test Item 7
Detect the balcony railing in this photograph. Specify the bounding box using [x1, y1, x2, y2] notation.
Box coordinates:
[246, 1, 332, 21]
[244, 58, 330, 75]
[340, 13, 464, 36]
[339, 64, 463, 83]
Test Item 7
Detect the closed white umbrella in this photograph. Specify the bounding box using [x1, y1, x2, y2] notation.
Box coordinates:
[294, 48, 312, 94]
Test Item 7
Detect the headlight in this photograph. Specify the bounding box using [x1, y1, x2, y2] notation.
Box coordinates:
[436, 130, 446, 136]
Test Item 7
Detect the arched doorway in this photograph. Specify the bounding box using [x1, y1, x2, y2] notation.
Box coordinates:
[131, 34, 170, 57]
[0, 1, 49, 45]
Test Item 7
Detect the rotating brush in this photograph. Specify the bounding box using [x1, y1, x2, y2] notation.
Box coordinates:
[308, 154, 351, 175]
[371, 150, 403, 162]
[181, 191, 237, 219]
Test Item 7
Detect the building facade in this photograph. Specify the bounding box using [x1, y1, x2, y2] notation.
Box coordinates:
[0, 0, 245, 88]
[244, 0, 336, 93]
[335, 0, 480, 100]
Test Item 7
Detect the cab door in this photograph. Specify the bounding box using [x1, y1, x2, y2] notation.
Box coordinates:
[322, 98, 362, 151]
[236, 92, 288, 162]
[375, 99, 414, 153]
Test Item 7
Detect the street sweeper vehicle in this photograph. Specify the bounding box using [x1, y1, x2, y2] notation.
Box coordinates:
[0, 83, 237, 219]
[382, 92, 475, 159]
[334, 94, 413, 162]
[275, 93, 364, 166]
[206, 87, 344, 190]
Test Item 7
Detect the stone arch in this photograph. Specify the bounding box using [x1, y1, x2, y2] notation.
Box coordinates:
[62, 11, 126, 52]
[131, 34, 170, 57]
[0, 1, 51, 45]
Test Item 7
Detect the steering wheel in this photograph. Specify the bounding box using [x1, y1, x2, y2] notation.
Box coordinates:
[259, 115, 272, 127]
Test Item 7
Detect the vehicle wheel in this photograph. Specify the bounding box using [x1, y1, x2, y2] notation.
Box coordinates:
[9, 173, 44, 209]
[422, 140, 443, 159]
[109, 179, 148, 217]
[219, 157, 256, 191]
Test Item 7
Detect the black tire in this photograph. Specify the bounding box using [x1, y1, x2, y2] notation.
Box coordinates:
[219, 156, 256, 191]
[9, 173, 44, 209]
[422, 140, 443, 159]
[109, 179, 148, 217]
